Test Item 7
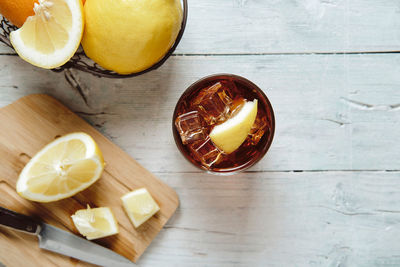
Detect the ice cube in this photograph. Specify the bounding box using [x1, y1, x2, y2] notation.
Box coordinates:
[192, 82, 233, 125]
[189, 137, 222, 168]
[248, 114, 269, 145]
[229, 97, 246, 117]
[222, 78, 240, 94]
[175, 111, 206, 144]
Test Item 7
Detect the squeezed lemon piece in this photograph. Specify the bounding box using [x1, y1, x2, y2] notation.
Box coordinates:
[71, 205, 119, 240]
[121, 188, 160, 228]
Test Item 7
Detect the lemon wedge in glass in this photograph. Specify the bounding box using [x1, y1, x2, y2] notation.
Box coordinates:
[71, 205, 119, 240]
[121, 188, 160, 228]
[17, 132, 104, 203]
[210, 99, 258, 154]
[10, 0, 84, 69]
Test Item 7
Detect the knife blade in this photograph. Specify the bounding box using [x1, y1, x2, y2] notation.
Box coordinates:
[0, 206, 135, 266]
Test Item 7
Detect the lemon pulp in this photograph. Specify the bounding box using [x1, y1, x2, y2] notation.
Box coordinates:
[121, 188, 160, 228]
[10, 0, 84, 69]
[210, 99, 258, 154]
[71, 205, 119, 240]
[17, 132, 104, 202]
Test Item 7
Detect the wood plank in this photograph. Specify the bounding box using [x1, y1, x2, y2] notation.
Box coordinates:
[0, 54, 398, 172]
[2, 0, 400, 54]
[178, 0, 400, 54]
[0, 95, 179, 264]
[0, 182, 92, 267]
[138, 171, 400, 266]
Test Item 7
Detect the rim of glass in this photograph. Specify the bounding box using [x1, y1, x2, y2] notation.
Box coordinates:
[172, 73, 276, 175]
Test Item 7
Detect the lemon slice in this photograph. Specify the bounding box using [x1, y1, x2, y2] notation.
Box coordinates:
[121, 188, 160, 228]
[17, 132, 105, 202]
[210, 99, 258, 154]
[71, 205, 119, 240]
[10, 0, 84, 69]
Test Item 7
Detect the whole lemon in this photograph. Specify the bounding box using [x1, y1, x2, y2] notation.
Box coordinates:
[82, 0, 182, 75]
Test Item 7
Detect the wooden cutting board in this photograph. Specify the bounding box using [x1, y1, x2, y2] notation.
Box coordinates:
[0, 94, 179, 266]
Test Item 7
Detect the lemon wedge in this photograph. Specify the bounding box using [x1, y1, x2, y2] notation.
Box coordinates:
[10, 0, 84, 69]
[71, 205, 119, 240]
[121, 188, 160, 228]
[210, 99, 258, 154]
[17, 132, 105, 202]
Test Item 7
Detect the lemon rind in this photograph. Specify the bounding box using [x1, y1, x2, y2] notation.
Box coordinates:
[16, 132, 104, 202]
[71, 207, 119, 240]
[10, 0, 84, 69]
[210, 99, 258, 154]
[121, 188, 160, 228]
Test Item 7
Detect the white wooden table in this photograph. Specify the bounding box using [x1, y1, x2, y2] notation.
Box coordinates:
[1, 1, 400, 266]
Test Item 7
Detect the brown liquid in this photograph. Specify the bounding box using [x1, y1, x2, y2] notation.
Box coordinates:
[173, 74, 275, 173]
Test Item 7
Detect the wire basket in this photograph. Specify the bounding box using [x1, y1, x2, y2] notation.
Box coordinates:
[0, 0, 188, 79]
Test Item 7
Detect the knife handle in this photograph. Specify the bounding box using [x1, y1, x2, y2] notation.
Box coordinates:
[0, 206, 41, 235]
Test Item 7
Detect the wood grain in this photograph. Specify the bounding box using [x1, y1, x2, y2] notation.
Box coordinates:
[1, 0, 400, 265]
[0, 54, 398, 172]
[138, 171, 400, 267]
[0, 95, 179, 265]
[2, 0, 400, 54]
[0, 182, 88, 267]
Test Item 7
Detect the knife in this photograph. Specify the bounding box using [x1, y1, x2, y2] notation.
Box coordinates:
[0, 206, 135, 267]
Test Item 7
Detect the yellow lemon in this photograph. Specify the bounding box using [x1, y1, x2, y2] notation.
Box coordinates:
[210, 100, 258, 154]
[17, 132, 105, 203]
[121, 188, 160, 228]
[10, 0, 84, 69]
[71, 205, 119, 240]
[82, 0, 183, 75]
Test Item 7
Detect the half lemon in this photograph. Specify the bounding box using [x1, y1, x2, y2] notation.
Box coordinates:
[10, 0, 84, 69]
[17, 132, 104, 202]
